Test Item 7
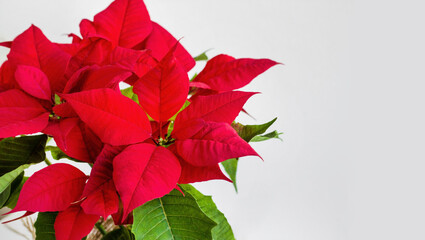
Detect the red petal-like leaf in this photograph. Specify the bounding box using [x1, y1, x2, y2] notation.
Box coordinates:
[81, 145, 121, 218]
[189, 81, 212, 90]
[108, 46, 144, 71]
[65, 38, 113, 78]
[85, 0, 152, 48]
[81, 181, 119, 219]
[138, 22, 195, 71]
[174, 91, 257, 130]
[113, 143, 181, 219]
[64, 65, 131, 94]
[54, 204, 100, 240]
[68, 33, 82, 44]
[10, 163, 87, 213]
[61, 88, 151, 146]
[52, 103, 78, 118]
[2, 212, 35, 224]
[193, 54, 278, 91]
[80, 19, 97, 39]
[134, 46, 189, 122]
[168, 145, 230, 184]
[176, 121, 260, 166]
[44, 118, 103, 162]
[8, 25, 70, 92]
[0, 41, 12, 48]
[179, 161, 231, 184]
[15, 65, 51, 100]
[0, 89, 49, 138]
[0, 61, 17, 91]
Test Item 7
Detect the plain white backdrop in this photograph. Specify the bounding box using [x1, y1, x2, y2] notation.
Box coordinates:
[1, 0, 425, 239]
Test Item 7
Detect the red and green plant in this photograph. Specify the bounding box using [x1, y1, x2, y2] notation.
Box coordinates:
[0, 0, 281, 239]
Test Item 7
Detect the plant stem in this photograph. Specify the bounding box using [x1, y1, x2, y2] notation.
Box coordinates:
[95, 222, 107, 236]
[44, 158, 52, 166]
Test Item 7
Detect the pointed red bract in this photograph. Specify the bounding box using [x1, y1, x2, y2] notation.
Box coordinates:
[113, 143, 181, 219]
[54, 204, 100, 240]
[176, 121, 260, 166]
[0, 89, 49, 138]
[64, 65, 131, 93]
[174, 91, 257, 130]
[44, 118, 103, 162]
[10, 163, 87, 213]
[65, 39, 113, 78]
[52, 103, 78, 118]
[168, 145, 230, 184]
[2, 211, 35, 224]
[15, 65, 51, 100]
[81, 145, 121, 218]
[81, 181, 119, 219]
[61, 88, 151, 146]
[193, 54, 278, 91]
[179, 161, 231, 184]
[139, 22, 195, 71]
[0, 61, 17, 91]
[8, 25, 70, 92]
[134, 46, 189, 122]
[0, 41, 12, 48]
[82, 0, 152, 48]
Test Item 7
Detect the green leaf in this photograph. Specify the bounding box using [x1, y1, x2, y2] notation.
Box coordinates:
[190, 73, 198, 82]
[223, 118, 278, 191]
[54, 94, 62, 105]
[132, 189, 216, 240]
[0, 164, 29, 207]
[102, 227, 135, 240]
[181, 185, 235, 240]
[194, 50, 210, 61]
[220, 158, 239, 192]
[45, 146, 76, 161]
[121, 86, 139, 103]
[5, 176, 28, 209]
[251, 130, 283, 142]
[231, 117, 277, 142]
[34, 212, 58, 240]
[0, 135, 47, 176]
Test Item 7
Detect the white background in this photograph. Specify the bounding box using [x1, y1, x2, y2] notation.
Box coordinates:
[1, 0, 425, 239]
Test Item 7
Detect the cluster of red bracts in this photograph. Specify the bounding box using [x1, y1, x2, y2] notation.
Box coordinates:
[0, 0, 277, 239]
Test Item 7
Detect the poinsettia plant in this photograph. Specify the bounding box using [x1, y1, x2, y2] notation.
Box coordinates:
[0, 0, 281, 239]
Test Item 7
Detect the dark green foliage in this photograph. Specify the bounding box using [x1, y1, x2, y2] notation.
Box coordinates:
[0, 135, 47, 176]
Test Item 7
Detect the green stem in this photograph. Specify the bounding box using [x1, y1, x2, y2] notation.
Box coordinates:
[95, 222, 107, 236]
[44, 158, 52, 166]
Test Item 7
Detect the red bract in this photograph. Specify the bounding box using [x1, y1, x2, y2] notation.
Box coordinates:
[0, 89, 49, 138]
[191, 54, 279, 93]
[167, 145, 231, 184]
[174, 91, 258, 130]
[44, 118, 103, 162]
[81, 145, 121, 219]
[9, 163, 87, 213]
[137, 22, 195, 71]
[134, 45, 189, 122]
[175, 120, 260, 166]
[113, 143, 181, 219]
[80, 0, 152, 48]
[61, 88, 151, 146]
[8, 25, 70, 93]
[54, 204, 100, 240]
[15, 65, 51, 100]
[0, 0, 279, 238]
